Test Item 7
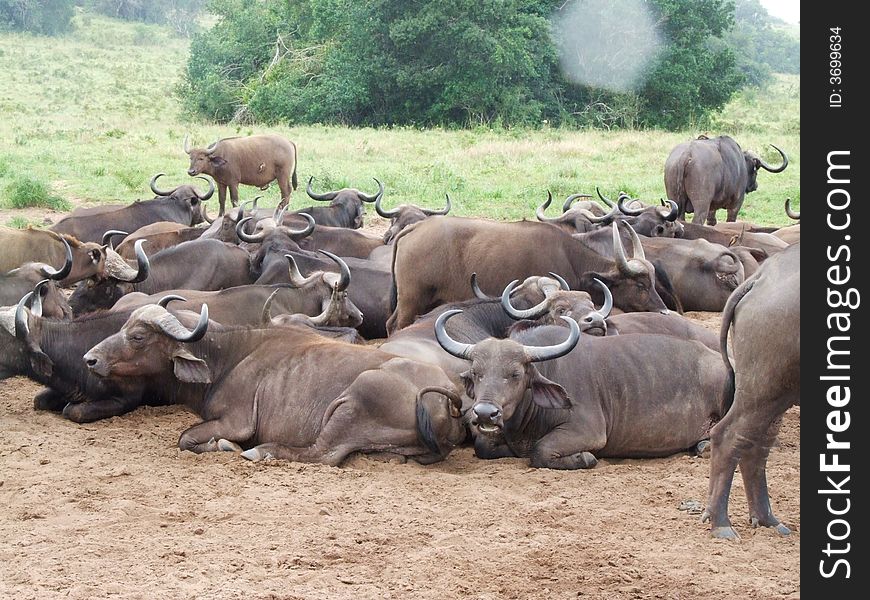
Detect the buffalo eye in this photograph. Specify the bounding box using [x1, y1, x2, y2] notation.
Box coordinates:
[191, 198, 199, 205]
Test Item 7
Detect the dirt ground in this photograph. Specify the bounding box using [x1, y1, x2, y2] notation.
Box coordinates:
[0, 308, 799, 600]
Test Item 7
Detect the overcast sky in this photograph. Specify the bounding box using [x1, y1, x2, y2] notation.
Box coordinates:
[758, 0, 800, 25]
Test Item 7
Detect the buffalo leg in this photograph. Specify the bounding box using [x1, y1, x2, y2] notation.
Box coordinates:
[703, 406, 750, 539]
[229, 184, 240, 209]
[33, 389, 67, 412]
[276, 176, 292, 210]
[217, 183, 228, 216]
[178, 416, 256, 454]
[474, 434, 516, 460]
[62, 395, 145, 423]
[726, 206, 740, 223]
[740, 414, 792, 534]
[529, 426, 603, 470]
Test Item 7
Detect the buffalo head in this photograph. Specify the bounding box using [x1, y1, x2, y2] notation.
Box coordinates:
[376, 193, 451, 244]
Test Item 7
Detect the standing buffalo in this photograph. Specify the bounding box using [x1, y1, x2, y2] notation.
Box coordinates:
[703, 243, 800, 540]
[664, 135, 788, 225]
[184, 134, 298, 216]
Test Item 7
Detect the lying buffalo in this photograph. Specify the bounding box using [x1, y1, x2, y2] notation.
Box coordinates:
[83, 303, 466, 465]
[50, 174, 214, 243]
[664, 134, 788, 225]
[185, 134, 298, 215]
[376, 192, 451, 243]
[114, 222, 205, 260]
[435, 311, 730, 469]
[295, 177, 383, 229]
[703, 243, 800, 540]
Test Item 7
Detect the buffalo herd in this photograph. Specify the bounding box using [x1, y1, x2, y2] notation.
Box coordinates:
[0, 132, 799, 539]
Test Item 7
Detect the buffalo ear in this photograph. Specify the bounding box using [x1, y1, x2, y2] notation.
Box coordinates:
[529, 368, 571, 409]
[459, 369, 475, 400]
[89, 249, 101, 264]
[209, 156, 228, 168]
[171, 348, 211, 384]
[30, 350, 54, 378]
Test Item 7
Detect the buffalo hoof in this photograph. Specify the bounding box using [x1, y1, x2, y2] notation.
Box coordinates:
[240, 448, 274, 462]
[750, 517, 791, 535]
[710, 526, 740, 541]
[33, 390, 66, 412]
[62, 402, 96, 423]
[695, 440, 711, 458]
[217, 439, 242, 453]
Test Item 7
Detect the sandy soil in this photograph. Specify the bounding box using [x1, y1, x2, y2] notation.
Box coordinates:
[0, 309, 800, 600]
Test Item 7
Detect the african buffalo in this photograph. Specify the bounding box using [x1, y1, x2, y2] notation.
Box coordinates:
[115, 222, 205, 260]
[83, 304, 466, 465]
[69, 239, 254, 315]
[185, 134, 298, 215]
[703, 243, 800, 540]
[50, 174, 213, 243]
[664, 134, 788, 225]
[295, 177, 383, 229]
[535, 192, 614, 234]
[435, 312, 729, 468]
[376, 193, 451, 243]
[772, 199, 800, 245]
[388, 218, 669, 332]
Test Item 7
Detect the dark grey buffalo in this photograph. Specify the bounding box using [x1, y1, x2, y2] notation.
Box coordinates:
[50, 174, 214, 243]
[703, 243, 800, 540]
[435, 311, 730, 469]
[376, 193, 451, 243]
[83, 303, 466, 465]
[185, 134, 298, 215]
[664, 135, 788, 225]
[294, 177, 383, 229]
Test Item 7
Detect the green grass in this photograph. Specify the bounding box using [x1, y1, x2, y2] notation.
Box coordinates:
[0, 13, 800, 226]
[4, 176, 72, 211]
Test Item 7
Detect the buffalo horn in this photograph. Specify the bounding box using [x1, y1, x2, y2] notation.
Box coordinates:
[535, 191, 559, 223]
[562, 193, 593, 213]
[235, 216, 266, 243]
[617, 193, 645, 216]
[585, 201, 619, 224]
[285, 254, 318, 288]
[319, 250, 351, 292]
[40, 236, 73, 280]
[417, 386, 463, 418]
[306, 176, 338, 202]
[101, 230, 128, 249]
[434, 309, 474, 359]
[194, 175, 215, 200]
[596, 187, 615, 207]
[613, 221, 643, 276]
[501, 279, 549, 321]
[757, 144, 788, 173]
[785, 198, 800, 220]
[375, 193, 400, 218]
[592, 278, 613, 318]
[157, 295, 187, 308]
[421, 193, 451, 216]
[183, 134, 191, 154]
[30, 280, 48, 317]
[523, 316, 580, 362]
[150, 173, 174, 196]
[286, 212, 315, 239]
[659, 199, 679, 222]
[156, 304, 209, 343]
[14, 291, 34, 340]
[547, 272, 570, 291]
[624, 220, 646, 261]
[261, 289, 280, 324]
[201, 203, 214, 224]
[470, 273, 489, 299]
[358, 178, 384, 203]
[124, 240, 151, 283]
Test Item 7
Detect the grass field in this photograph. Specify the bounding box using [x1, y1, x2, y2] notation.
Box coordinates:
[0, 12, 799, 227]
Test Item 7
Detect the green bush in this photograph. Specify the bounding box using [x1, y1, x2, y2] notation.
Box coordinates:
[4, 177, 71, 211]
[0, 0, 75, 35]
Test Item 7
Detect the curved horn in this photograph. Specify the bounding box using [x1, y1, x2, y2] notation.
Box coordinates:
[357, 178, 384, 203]
[501, 279, 550, 321]
[123, 240, 151, 283]
[535, 191, 559, 223]
[562, 193, 593, 213]
[757, 144, 788, 173]
[30, 280, 48, 317]
[306, 176, 338, 202]
[150, 173, 175, 196]
[194, 175, 215, 200]
[261, 289, 280, 325]
[434, 309, 474, 360]
[658, 199, 679, 222]
[14, 291, 34, 341]
[307, 292, 340, 327]
[101, 230, 128, 249]
[40, 236, 73, 280]
[421, 193, 451, 216]
[470, 273, 489, 299]
[596, 187, 615, 207]
[284, 254, 318, 288]
[592, 278, 613, 318]
[205, 139, 219, 155]
[286, 212, 315, 239]
[375, 192, 400, 218]
[201, 202, 214, 224]
[523, 316, 580, 362]
[547, 272, 570, 291]
[617, 193, 645, 216]
[785, 198, 800, 220]
[319, 250, 351, 292]
[156, 304, 209, 343]
[183, 134, 191, 154]
[157, 294, 187, 308]
[235, 216, 266, 243]
[623, 220, 646, 261]
[585, 201, 619, 224]
[612, 221, 639, 276]
[417, 386, 463, 417]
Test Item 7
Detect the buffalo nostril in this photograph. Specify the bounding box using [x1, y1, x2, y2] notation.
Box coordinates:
[584, 316, 594, 323]
[85, 358, 97, 367]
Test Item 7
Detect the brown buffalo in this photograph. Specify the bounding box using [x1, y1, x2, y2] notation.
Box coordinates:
[703, 243, 800, 540]
[376, 193, 452, 243]
[185, 134, 298, 215]
[115, 222, 205, 260]
[664, 135, 788, 225]
[295, 177, 383, 229]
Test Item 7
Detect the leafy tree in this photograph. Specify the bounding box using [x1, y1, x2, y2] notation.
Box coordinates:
[0, 0, 75, 35]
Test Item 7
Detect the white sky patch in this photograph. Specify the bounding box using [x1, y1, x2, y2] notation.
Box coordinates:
[758, 0, 800, 25]
[553, 0, 663, 93]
